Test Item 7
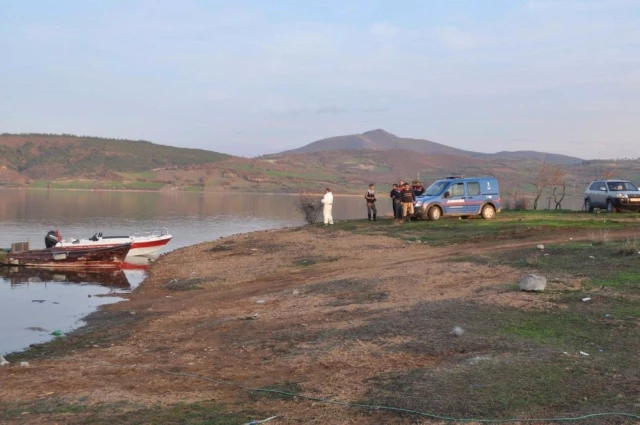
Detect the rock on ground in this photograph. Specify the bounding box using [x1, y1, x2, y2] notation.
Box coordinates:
[519, 274, 547, 291]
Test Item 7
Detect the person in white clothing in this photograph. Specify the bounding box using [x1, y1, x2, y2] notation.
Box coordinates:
[321, 187, 334, 225]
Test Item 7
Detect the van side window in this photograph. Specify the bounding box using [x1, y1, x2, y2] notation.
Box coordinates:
[467, 182, 481, 196]
[451, 183, 465, 197]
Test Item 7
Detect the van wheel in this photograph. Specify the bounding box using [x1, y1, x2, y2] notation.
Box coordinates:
[481, 204, 496, 220]
[428, 206, 442, 221]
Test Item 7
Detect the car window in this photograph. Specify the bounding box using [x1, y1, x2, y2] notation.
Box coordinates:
[467, 182, 481, 196]
[598, 182, 607, 191]
[450, 183, 465, 197]
[424, 181, 448, 196]
[607, 181, 638, 191]
[589, 182, 599, 190]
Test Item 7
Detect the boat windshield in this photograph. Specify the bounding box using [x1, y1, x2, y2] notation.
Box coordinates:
[423, 181, 449, 197]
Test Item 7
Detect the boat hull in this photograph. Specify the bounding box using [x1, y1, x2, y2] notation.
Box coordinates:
[56, 234, 171, 257]
[6, 244, 131, 269]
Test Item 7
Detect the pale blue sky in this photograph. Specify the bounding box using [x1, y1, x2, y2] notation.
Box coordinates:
[1, 0, 639, 158]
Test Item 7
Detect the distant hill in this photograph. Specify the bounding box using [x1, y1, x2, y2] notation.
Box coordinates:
[279, 129, 583, 165]
[0, 133, 232, 179]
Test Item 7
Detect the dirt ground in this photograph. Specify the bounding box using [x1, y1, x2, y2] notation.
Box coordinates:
[1, 224, 637, 424]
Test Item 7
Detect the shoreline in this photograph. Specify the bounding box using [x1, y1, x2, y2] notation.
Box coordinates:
[2, 214, 639, 424]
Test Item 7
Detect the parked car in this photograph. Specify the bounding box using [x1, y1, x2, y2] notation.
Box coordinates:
[584, 180, 640, 213]
[414, 176, 501, 220]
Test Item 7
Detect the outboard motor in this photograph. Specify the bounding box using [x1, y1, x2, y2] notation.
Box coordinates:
[45, 230, 61, 248]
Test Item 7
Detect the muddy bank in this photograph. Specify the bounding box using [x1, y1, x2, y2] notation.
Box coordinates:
[1, 223, 638, 424]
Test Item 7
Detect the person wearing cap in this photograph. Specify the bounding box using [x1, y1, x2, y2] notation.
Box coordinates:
[321, 187, 334, 225]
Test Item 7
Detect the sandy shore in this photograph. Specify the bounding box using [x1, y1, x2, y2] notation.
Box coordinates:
[1, 222, 637, 424]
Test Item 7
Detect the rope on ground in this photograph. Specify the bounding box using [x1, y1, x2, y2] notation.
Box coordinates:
[55, 358, 639, 423]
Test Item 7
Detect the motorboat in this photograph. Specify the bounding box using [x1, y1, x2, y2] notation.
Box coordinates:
[4, 243, 131, 269]
[45, 228, 172, 257]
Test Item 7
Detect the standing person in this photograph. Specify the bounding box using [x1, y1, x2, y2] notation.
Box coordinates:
[400, 183, 415, 223]
[413, 181, 425, 197]
[321, 188, 334, 225]
[390, 184, 401, 220]
[364, 184, 377, 221]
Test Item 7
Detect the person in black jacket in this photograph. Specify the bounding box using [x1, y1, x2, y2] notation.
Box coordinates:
[413, 181, 425, 197]
[390, 184, 401, 220]
[364, 184, 377, 221]
[400, 183, 415, 223]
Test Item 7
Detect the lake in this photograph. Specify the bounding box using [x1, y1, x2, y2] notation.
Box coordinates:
[0, 189, 392, 355]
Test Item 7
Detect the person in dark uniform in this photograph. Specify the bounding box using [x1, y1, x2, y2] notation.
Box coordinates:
[400, 183, 415, 223]
[413, 181, 425, 197]
[364, 184, 377, 221]
[390, 184, 401, 220]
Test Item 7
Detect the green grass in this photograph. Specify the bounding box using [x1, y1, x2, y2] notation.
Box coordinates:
[115, 171, 158, 180]
[0, 399, 258, 424]
[50, 180, 97, 190]
[334, 210, 640, 246]
[29, 180, 50, 188]
[182, 185, 203, 192]
[102, 181, 164, 190]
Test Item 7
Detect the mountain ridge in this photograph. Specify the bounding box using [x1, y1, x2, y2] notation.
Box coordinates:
[279, 129, 583, 165]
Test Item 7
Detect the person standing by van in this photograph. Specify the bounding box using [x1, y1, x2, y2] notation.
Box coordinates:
[390, 184, 401, 220]
[400, 183, 415, 223]
[364, 184, 377, 221]
[321, 188, 334, 225]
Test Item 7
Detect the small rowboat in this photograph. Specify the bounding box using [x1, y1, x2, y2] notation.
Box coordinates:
[5, 243, 131, 269]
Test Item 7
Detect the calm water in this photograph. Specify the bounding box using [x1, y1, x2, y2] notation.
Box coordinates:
[0, 189, 390, 355]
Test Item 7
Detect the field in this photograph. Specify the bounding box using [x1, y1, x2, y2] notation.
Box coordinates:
[1, 211, 639, 424]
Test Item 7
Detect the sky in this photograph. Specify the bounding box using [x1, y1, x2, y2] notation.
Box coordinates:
[1, 0, 639, 159]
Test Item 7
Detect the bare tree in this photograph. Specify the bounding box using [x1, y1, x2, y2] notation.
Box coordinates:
[294, 192, 322, 224]
[531, 162, 552, 210]
[548, 166, 567, 210]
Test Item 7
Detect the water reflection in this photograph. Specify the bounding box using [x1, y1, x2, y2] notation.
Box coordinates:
[0, 267, 131, 289]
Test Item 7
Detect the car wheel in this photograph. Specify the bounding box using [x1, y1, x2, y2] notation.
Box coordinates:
[428, 206, 442, 221]
[481, 204, 496, 220]
[606, 200, 616, 213]
[584, 198, 594, 212]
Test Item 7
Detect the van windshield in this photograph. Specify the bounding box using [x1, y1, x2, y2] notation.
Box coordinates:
[424, 181, 449, 196]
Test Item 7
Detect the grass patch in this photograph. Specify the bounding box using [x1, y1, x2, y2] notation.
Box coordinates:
[292, 255, 340, 267]
[305, 278, 388, 306]
[0, 399, 257, 424]
[165, 277, 211, 291]
[29, 180, 50, 188]
[333, 210, 639, 247]
[250, 382, 302, 401]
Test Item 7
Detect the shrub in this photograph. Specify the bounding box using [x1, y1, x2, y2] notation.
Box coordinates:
[294, 192, 323, 225]
[618, 238, 638, 256]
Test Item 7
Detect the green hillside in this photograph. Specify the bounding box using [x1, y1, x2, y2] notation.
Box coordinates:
[0, 133, 231, 178]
